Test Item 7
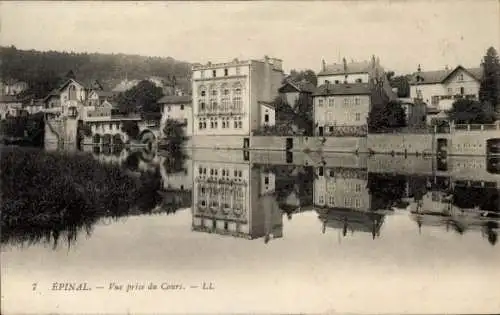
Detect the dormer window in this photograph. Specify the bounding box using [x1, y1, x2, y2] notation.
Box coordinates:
[212, 70, 217, 78]
[224, 69, 228, 76]
[334, 80, 340, 84]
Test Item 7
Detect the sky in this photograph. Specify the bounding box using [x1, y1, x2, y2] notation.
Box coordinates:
[0, 0, 499, 75]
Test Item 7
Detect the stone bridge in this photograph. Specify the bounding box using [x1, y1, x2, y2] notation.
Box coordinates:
[84, 119, 161, 146]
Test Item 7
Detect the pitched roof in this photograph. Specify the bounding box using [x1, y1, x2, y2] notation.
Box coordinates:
[157, 95, 192, 105]
[95, 91, 115, 98]
[410, 65, 483, 85]
[0, 95, 22, 103]
[279, 78, 316, 93]
[318, 60, 372, 76]
[259, 101, 275, 109]
[313, 82, 371, 96]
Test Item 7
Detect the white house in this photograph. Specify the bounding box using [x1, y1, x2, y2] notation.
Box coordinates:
[410, 65, 483, 113]
[42, 78, 88, 118]
[0, 95, 23, 119]
[158, 94, 192, 137]
[259, 101, 276, 127]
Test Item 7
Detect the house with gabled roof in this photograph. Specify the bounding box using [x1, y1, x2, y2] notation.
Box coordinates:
[278, 78, 316, 107]
[42, 78, 88, 117]
[410, 65, 483, 115]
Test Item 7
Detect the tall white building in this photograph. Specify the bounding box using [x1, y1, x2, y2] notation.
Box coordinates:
[191, 56, 284, 142]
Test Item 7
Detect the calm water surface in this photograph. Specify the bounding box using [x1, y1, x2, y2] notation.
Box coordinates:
[2, 145, 500, 314]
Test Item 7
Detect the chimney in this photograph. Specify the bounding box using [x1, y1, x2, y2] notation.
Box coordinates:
[445, 65, 449, 71]
[264, 56, 271, 101]
[322, 59, 326, 72]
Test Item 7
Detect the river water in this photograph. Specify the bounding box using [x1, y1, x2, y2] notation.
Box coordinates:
[1, 145, 499, 314]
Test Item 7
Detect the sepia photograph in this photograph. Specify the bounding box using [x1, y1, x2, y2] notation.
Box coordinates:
[0, 1, 499, 314]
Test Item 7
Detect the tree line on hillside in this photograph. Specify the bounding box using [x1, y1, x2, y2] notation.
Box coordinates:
[0, 46, 192, 100]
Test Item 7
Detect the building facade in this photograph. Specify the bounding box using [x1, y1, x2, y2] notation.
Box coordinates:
[313, 83, 371, 136]
[410, 65, 482, 113]
[0, 95, 23, 119]
[158, 94, 193, 137]
[191, 56, 284, 139]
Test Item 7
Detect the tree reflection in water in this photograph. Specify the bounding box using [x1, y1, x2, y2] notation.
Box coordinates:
[1, 146, 188, 249]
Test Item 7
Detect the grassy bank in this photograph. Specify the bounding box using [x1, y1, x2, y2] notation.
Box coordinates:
[0, 146, 164, 247]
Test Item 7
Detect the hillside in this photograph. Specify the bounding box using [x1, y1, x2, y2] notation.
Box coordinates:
[0, 46, 192, 98]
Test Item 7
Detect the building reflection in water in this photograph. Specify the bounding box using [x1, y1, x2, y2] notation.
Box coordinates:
[85, 144, 193, 213]
[188, 151, 500, 244]
[191, 159, 286, 243]
[314, 164, 385, 240]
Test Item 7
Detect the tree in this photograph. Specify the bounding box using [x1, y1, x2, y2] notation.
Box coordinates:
[479, 47, 500, 113]
[368, 100, 407, 132]
[390, 75, 411, 98]
[121, 120, 140, 140]
[162, 119, 187, 153]
[448, 98, 496, 124]
[287, 69, 318, 87]
[292, 93, 314, 135]
[116, 80, 164, 114]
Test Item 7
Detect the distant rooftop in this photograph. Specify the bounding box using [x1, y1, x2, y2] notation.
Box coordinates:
[318, 60, 373, 76]
[192, 56, 283, 71]
[279, 78, 316, 93]
[313, 82, 371, 96]
[410, 65, 483, 85]
[157, 95, 192, 105]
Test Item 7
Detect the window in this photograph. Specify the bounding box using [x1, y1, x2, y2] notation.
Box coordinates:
[167, 106, 171, 112]
[460, 87, 464, 95]
[184, 118, 188, 125]
[329, 126, 334, 132]
[344, 98, 349, 105]
[109, 123, 112, 130]
[458, 74, 464, 81]
[201, 71, 205, 79]
[447, 88, 453, 95]
[264, 114, 269, 123]
[355, 183, 361, 192]
[180, 105, 184, 110]
[222, 118, 226, 128]
[201, 90, 206, 97]
[318, 99, 324, 107]
[325, 80, 330, 84]
[264, 176, 269, 185]
[224, 221, 228, 230]
[431, 96, 439, 106]
[355, 113, 361, 121]
[354, 199, 361, 208]
[328, 196, 335, 206]
[356, 78, 362, 83]
[200, 102, 206, 111]
[318, 167, 324, 176]
[224, 69, 228, 76]
[233, 86, 242, 112]
[236, 67, 241, 75]
[212, 70, 217, 77]
[319, 195, 324, 204]
[328, 98, 334, 107]
[355, 97, 360, 105]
